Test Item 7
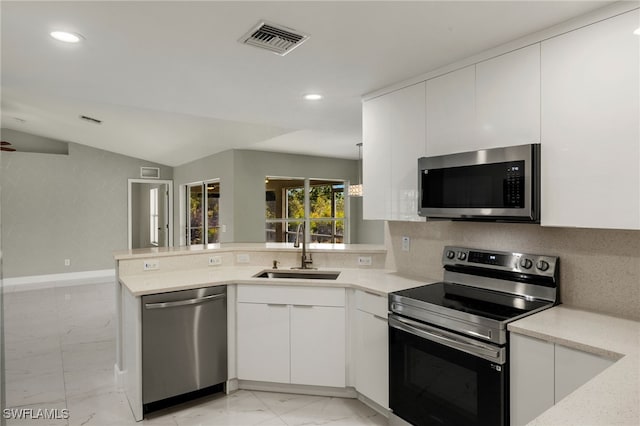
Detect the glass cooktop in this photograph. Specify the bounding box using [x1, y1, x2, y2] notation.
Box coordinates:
[393, 282, 551, 322]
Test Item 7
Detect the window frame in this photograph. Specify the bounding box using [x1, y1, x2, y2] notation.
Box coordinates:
[185, 179, 220, 246]
[265, 177, 349, 244]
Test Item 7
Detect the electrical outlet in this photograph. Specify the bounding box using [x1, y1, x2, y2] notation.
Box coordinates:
[236, 254, 250, 264]
[64, 259, 71, 266]
[358, 256, 372, 266]
[221, 224, 227, 233]
[143, 260, 159, 271]
[208, 256, 222, 266]
[402, 236, 410, 252]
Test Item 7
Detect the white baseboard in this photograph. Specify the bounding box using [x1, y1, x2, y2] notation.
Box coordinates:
[238, 380, 358, 399]
[2, 269, 115, 291]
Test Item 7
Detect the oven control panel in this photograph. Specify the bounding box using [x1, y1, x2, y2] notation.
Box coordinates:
[442, 246, 558, 278]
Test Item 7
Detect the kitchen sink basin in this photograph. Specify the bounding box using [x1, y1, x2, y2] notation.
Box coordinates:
[253, 269, 341, 280]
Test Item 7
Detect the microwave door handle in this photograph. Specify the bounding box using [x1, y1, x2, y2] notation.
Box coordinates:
[389, 315, 504, 364]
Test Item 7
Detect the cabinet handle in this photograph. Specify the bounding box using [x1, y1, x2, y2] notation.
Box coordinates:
[267, 303, 287, 308]
[292, 304, 314, 308]
[364, 290, 383, 298]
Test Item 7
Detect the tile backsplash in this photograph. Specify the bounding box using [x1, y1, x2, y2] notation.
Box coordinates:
[386, 221, 640, 321]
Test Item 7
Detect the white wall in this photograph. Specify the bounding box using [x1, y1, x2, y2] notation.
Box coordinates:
[0, 143, 172, 278]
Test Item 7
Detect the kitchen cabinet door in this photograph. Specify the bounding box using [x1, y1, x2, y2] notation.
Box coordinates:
[354, 309, 388, 408]
[541, 9, 640, 229]
[362, 95, 392, 220]
[554, 344, 613, 403]
[425, 65, 476, 156]
[363, 82, 426, 221]
[510, 334, 555, 426]
[389, 82, 426, 221]
[236, 302, 290, 383]
[290, 305, 346, 387]
[475, 44, 540, 149]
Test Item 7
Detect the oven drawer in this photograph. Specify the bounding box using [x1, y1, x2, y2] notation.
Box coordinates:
[355, 289, 387, 317]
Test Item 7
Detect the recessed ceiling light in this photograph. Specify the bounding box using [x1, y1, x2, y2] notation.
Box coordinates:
[50, 31, 83, 43]
[304, 94, 323, 101]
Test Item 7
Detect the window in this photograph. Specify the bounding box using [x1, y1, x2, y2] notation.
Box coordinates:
[186, 181, 220, 245]
[265, 178, 346, 244]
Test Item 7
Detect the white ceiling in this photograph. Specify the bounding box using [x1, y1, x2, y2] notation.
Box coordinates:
[1, 1, 612, 166]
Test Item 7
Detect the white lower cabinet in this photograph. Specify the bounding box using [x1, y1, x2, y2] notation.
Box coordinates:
[354, 290, 389, 408]
[291, 305, 345, 387]
[510, 333, 555, 426]
[510, 333, 614, 426]
[236, 302, 290, 383]
[236, 285, 346, 388]
[554, 344, 614, 403]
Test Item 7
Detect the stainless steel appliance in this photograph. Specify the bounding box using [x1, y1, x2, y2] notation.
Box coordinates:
[418, 144, 540, 222]
[389, 246, 558, 426]
[142, 286, 227, 412]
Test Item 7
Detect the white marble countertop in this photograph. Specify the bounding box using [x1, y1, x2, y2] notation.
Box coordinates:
[508, 306, 640, 426]
[113, 243, 387, 260]
[119, 265, 433, 297]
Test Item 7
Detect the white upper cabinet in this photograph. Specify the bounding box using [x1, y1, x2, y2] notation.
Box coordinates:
[363, 82, 426, 221]
[389, 82, 426, 221]
[475, 44, 541, 149]
[362, 95, 392, 220]
[426, 65, 476, 156]
[540, 9, 640, 229]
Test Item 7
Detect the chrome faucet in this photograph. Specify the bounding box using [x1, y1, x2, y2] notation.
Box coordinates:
[293, 222, 314, 269]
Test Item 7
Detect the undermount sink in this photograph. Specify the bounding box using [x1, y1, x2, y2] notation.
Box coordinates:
[253, 269, 341, 280]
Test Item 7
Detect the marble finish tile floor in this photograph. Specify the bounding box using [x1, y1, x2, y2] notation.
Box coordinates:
[3, 280, 386, 426]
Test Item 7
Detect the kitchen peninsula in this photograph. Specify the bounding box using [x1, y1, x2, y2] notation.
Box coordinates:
[113, 243, 639, 426]
[113, 243, 428, 421]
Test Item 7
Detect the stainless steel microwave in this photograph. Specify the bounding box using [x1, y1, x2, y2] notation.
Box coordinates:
[418, 143, 540, 222]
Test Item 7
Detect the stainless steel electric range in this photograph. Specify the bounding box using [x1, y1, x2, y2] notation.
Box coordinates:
[388, 246, 559, 426]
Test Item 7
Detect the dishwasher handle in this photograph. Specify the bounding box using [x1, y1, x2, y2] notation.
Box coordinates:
[144, 292, 226, 309]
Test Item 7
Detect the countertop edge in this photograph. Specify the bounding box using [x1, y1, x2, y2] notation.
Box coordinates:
[118, 267, 432, 297]
[113, 243, 387, 260]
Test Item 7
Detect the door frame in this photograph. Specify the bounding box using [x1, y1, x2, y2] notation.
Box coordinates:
[127, 179, 174, 249]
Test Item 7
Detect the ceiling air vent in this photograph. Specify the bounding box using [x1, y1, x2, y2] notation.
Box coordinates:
[239, 20, 309, 56]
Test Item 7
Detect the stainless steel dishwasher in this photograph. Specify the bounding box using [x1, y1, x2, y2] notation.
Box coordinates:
[142, 286, 227, 410]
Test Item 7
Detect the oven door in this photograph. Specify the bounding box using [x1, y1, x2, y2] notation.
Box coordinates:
[389, 314, 506, 426]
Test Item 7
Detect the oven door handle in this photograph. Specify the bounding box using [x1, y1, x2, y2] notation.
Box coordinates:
[389, 315, 505, 364]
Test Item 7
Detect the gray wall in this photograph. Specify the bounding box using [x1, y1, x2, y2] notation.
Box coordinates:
[173, 149, 384, 244]
[0, 143, 172, 278]
[0, 156, 5, 424]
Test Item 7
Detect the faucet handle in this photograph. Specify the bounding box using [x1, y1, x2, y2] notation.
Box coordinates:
[272, 260, 280, 269]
